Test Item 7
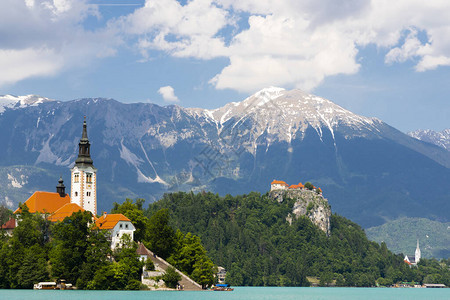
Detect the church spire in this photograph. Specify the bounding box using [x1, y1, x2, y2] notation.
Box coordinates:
[75, 117, 94, 167]
[71, 116, 97, 216]
[415, 239, 421, 264]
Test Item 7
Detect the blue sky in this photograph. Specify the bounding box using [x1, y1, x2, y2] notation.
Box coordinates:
[0, 0, 449, 132]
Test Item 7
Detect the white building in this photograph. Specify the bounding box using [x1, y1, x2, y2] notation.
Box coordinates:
[270, 180, 288, 191]
[71, 118, 97, 216]
[95, 212, 136, 250]
[404, 239, 421, 266]
[216, 266, 227, 283]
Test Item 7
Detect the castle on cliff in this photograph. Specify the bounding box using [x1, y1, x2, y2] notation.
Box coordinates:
[271, 180, 322, 194]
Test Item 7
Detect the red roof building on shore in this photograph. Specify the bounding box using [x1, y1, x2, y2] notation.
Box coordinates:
[94, 212, 136, 250]
[1, 217, 17, 236]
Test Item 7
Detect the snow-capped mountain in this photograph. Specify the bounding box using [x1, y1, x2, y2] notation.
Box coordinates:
[408, 129, 450, 151]
[188, 87, 382, 150]
[0, 88, 449, 228]
[0, 94, 53, 114]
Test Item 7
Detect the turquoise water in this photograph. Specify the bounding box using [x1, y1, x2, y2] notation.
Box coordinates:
[0, 287, 448, 300]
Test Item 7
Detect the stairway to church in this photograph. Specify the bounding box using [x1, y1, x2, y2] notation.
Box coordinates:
[138, 243, 203, 291]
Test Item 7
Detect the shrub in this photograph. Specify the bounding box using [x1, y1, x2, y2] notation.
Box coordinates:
[304, 182, 314, 190]
[162, 266, 181, 289]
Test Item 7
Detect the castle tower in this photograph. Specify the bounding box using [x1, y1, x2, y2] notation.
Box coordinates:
[71, 118, 97, 216]
[415, 239, 421, 264]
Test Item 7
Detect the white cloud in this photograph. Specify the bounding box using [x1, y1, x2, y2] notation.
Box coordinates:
[120, 0, 450, 93]
[3, 0, 450, 94]
[158, 86, 179, 103]
[117, 0, 231, 59]
[0, 0, 116, 87]
[0, 48, 63, 85]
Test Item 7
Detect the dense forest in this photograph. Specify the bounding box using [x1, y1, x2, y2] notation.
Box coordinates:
[1, 191, 449, 289]
[146, 191, 450, 287]
[0, 201, 215, 289]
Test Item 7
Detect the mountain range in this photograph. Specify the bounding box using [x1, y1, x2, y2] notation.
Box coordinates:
[1, 88, 449, 228]
[408, 129, 450, 151]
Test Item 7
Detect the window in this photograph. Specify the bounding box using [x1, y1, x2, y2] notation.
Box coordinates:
[86, 173, 92, 183]
[87, 192, 91, 197]
[74, 173, 79, 183]
[75, 191, 78, 197]
[116, 233, 119, 237]
[125, 224, 129, 229]
[120, 224, 123, 229]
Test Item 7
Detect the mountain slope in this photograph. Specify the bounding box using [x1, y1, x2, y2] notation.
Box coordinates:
[0, 89, 449, 228]
[366, 217, 450, 259]
[408, 129, 450, 151]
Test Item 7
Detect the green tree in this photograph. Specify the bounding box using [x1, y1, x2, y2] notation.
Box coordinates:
[304, 182, 314, 190]
[17, 244, 50, 288]
[0, 205, 12, 235]
[87, 235, 143, 290]
[76, 227, 112, 289]
[335, 274, 345, 286]
[191, 258, 216, 289]
[146, 208, 176, 259]
[169, 231, 207, 275]
[145, 259, 155, 271]
[111, 198, 149, 242]
[162, 266, 181, 289]
[319, 271, 333, 287]
[1, 207, 51, 288]
[50, 210, 92, 283]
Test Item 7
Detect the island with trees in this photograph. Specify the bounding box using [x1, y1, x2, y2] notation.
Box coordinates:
[0, 191, 449, 289]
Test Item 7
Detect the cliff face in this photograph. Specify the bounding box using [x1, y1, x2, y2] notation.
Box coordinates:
[270, 189, 331, 236]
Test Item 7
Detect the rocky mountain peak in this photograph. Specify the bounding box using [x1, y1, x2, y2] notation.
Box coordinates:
[187, 87, 382, 146]
[408, 129, 450, 151]
[0, 94, 53, 113]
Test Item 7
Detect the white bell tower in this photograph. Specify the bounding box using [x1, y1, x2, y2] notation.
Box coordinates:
[71, 117, 97, 216]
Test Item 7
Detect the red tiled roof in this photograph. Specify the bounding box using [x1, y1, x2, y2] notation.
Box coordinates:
[1, 217, 16, 229]
[136, 242, 154, 256]
[47, 203, 85, 222]
[14, 191, 70, 214]
[94, 213, 131, 230]
[271, 180, 288, 186]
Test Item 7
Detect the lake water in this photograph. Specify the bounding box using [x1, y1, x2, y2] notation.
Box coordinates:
[0, 287, 448, 300]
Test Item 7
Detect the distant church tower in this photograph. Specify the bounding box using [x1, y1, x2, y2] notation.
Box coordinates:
[415, 239, 421, 264]
[71, 118, 97, 216]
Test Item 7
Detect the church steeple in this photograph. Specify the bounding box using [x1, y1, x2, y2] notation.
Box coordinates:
[415, 239, 421, 264]
[71, 117, 97, 216]
[75, 117, 94, 167]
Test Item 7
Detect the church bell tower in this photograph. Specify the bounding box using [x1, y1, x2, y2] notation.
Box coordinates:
[71, 117, 97, 216]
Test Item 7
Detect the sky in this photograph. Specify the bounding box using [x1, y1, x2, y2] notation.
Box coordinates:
[0, 0, 449, 133]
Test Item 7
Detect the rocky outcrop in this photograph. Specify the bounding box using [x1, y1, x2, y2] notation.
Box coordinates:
[270, 189, 331, 236]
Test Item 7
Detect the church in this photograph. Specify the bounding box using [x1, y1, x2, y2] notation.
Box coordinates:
[404, 240, 421, 266]
[10, 118, 135, 248]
